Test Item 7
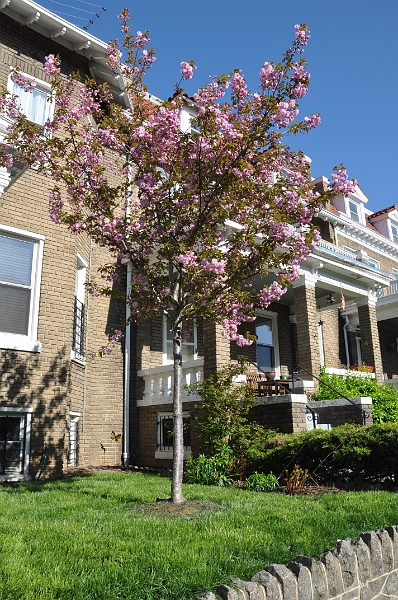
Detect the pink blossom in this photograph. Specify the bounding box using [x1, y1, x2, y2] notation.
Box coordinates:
[43, 54, 61, 77]
[10, 72, 37, 92]
[294, 24, 311, 46]
[180, 62, 196, 80]
[330, 169, 357, 197]
[201, 258, 226, 275]
[304, 114, 321, 129]
[258, 282, 287, 308]
[260, 62, 279, 89]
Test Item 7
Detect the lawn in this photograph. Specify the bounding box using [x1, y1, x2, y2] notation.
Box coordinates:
[1, 471, 398, 600]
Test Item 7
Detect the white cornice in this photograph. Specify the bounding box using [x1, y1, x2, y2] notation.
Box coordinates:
[319, 208, 398, 262]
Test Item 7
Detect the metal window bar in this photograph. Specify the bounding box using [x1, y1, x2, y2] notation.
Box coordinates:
[72, 297, 85, 360]
[291, 363, 370, 426]
[158, 416, 191, 451]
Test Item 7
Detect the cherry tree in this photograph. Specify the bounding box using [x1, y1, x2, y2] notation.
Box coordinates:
[0, 13, 355, 503]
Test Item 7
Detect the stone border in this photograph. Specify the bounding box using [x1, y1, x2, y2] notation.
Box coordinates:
[198, 526, 398, 599]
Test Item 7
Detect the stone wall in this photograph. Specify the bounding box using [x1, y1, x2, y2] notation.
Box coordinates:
[200, 526, 398, 600]
[308, 398, 373, 427]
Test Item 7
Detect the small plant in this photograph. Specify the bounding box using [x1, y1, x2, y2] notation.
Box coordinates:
[186, 448, 235, 487]
[285, 464, 308, 494]
[111, 430, 121, 465]
[245, 471, 279, 492]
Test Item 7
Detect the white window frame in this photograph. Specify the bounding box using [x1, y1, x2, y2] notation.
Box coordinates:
[163, 314, 197, 366]
[367, 257, 380, 270]
[71, 253, 87, 364]
[255, 310, 280, 378]
[155, 412, 192, 460]
[7, 71, 54, 127]
[68, 412, 81, 466]
[346, 199, 361, 224]
[0, 406, 33, 481]
[0, 224, 44, 352]
[390, 223, 398, 244]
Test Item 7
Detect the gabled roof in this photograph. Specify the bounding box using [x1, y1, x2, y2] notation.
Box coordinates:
[369, 204, 398, 219]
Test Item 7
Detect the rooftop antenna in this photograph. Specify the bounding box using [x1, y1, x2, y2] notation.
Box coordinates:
[82, 6, 106, 31]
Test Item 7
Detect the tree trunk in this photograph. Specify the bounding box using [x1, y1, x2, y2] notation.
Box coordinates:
[171, 324, 185, 503]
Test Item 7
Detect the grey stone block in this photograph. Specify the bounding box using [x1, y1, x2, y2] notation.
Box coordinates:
[352, 537, 371, 583]
[360, 531, 383, 578]
[360, 574, 387, 600]
[252, 570, 282, 599]
[376, 528, 394, 573]
[215, 585, 245, 600]
[386, 525, 398, 569]
[383, 569, 398, 596]
[266, 564, 298, 599]
[231, 579, 266, 600]
[292, 557, 327, 600]
[322, 551, 344, 596]
[288, 561, 312, 600]
[333, 539, 358, 589]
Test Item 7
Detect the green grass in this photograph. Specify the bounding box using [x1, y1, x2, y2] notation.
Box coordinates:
[1, 472, 398, 599]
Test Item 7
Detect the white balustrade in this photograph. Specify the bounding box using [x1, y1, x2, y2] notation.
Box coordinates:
[137, 358, 204, 406]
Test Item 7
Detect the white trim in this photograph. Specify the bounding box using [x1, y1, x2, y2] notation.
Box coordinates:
[162, 314, 197, 366]
[0, 225, 44, 352]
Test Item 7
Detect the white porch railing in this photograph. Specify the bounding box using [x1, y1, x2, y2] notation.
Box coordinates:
[378, 281, 398, 298]
[317, 239, 358, 260]
[137, 358, 204, 406]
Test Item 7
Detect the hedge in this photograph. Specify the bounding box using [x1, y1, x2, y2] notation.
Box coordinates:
[255, 423, 398, 486]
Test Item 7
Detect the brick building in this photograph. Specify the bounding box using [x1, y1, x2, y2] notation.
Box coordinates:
[0, 0, 129, 480]
[1, 0, 398, 477]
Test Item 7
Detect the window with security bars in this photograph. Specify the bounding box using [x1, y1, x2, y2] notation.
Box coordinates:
[0, 414, 26, 475]
[157, 414, 191, 451]
[72, 256, 87, 362]
[72, 297, 85, 361]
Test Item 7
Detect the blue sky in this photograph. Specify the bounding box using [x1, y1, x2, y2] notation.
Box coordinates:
[41, 0, 398, 213]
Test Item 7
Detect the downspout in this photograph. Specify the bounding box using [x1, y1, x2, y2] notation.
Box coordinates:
[122, 158, 133, 466]
[122, 261, 131, 466]
[343, 314, 350, 368]
[82, 237, 93, 433]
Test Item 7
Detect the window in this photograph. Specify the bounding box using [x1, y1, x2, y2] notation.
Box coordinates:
[68, 412, 80, 466]
[348, 200, 360, 223]
[71, 254, 87, 363]
[0, 226, 44, 352]
[0, 407, 32, 480]
[391, 225, 398, 244]
[367, 257, 380, 270]
[255, 312, 279, 376]
[163, 314, 197, 365]
[8, 73, 53, 127]
[155, 412, 191, 459]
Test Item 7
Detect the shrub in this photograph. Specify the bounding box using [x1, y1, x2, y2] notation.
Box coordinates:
[245, 471, 279, 492]
[255, 423, 398, 486]
[316, 367, 398, 423]
[185, 448, 235, 486]
[187, 363, 267, 480]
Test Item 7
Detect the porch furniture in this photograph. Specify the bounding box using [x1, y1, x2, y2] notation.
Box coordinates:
[246, 373, 291, 397]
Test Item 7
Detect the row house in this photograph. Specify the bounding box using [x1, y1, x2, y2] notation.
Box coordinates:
[131, 179, 398, 468]
[1, 0, 397, 477]
[0, 0, 129, 479]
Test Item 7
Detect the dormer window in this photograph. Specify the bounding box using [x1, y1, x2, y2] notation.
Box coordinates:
[391, 224, 398, 244]
[348, 200, 360, 223]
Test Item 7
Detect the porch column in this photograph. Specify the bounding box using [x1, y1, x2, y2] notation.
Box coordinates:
[292, 273, 320, 383]
[202, 321, 231, 379]
[357, 295, 384, 383]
